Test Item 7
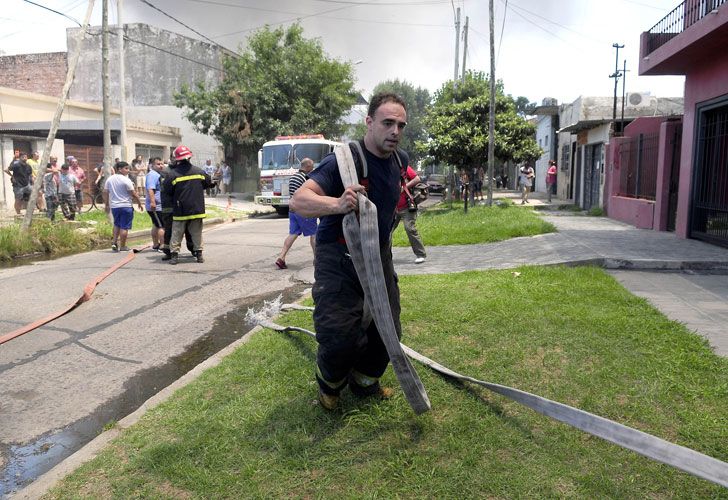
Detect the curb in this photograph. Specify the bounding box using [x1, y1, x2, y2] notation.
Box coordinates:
[556, 258, 728, 272]
[12, 324, 264, 500]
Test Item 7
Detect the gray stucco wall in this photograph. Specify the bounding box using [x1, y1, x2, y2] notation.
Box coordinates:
[67, 23, 223, 107]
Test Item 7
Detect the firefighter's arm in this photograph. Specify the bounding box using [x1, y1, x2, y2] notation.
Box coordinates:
[290, 178, 363, 218]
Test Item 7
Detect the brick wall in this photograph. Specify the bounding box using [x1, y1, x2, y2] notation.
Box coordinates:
[0, 52, 67, 96]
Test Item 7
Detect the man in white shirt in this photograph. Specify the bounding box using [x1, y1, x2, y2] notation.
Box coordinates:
[103, 161, 143, 252]
[203, 159, 216, 196]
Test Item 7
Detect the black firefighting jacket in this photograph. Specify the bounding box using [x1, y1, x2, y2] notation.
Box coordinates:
[162, 160, 213, 221]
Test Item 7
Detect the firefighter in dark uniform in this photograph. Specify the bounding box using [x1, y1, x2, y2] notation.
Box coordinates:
[290, 93, 408, 410]
[163, 145, 213, 265]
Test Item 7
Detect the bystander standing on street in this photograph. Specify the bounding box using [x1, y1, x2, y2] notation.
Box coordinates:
[145, 157, 165, 251]
[58, 164, 78, 220]
[519, 164, 535, 204]
[103, 161, 143, 252]
[42, 161, 60, 221]
[27, 151, 46, 211]
[203, 158, 216, 197]
[67, 157, 86, 212]
[546, 160, 557, 203]
[4, 151, 33, 215]
[220, 160, 232, 194]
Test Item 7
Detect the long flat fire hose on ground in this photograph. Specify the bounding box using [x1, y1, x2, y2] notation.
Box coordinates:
[335, 144, 431, 415]
[0, 245, 149, 346]
[261, 309, 728, 488]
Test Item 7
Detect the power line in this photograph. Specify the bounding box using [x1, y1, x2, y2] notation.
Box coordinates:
[123, 34, 224, 71]
[23, 0, 82, 26]
[137, 0, 237, 56]
[496, 0, 507, 67]
[507, 1, 607, 45]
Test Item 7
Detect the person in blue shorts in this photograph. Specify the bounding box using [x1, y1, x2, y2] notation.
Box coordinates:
[103, 161, 143, 252]
[275, 158, 317, 269]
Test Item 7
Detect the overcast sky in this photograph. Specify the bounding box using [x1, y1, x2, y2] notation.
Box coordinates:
[2, 0, 686, 106]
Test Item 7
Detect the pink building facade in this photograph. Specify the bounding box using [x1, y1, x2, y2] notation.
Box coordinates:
[639, 0, 728, 247]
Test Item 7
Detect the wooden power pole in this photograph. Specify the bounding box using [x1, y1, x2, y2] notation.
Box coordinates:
[102, 0, 112, 174]
[117, 0, 128, 162]
[23, 0, 96, 229]
[487, 0, 496, 206]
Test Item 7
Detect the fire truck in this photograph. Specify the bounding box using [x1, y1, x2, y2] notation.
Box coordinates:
[255, 134, 342, 214]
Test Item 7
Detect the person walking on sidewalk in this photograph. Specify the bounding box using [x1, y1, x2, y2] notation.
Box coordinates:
[518, 164, 534, 204]
[275, 158, 318, 269]
[104, 161, 143, 252]
[163, 145, 213, 265]
[546, 159, 557, 203]
[290, 92, 407, 410]
[392, 163, 426, 264]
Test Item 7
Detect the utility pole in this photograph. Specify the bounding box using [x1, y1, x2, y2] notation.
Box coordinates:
[620, 59, 629, 128]
[461, 16, 469, 80]
[102, 0, 113, 183]
[117, 0, 127, 162]
[610, 43, 624, 123]
[22, 0, 96, 229]
[453, 7, 461, 82]
[487, 0, 496, 206]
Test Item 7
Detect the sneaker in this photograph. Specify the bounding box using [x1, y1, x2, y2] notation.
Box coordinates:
[414, 257, 426, 264]
[152, 244, 160, 252]
[111, 243, 118, 252]
[119, 246, 130, 252]
[318, 390, 339, 410]
[169, 253, 178, 265]
[275, 258, 287, 269]
[195, 251, 204, 263]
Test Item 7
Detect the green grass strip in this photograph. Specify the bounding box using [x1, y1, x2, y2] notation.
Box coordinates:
[45, 266, 727, 498]
[392, 201, 555, 247]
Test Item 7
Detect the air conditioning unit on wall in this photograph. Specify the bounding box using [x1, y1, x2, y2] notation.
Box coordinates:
[626, 92, 651, 107]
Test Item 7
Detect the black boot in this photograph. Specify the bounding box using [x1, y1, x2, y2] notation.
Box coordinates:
[195, 251, 204, 263]
[169, 252, 178, 265]
[161, 248, 171, 261]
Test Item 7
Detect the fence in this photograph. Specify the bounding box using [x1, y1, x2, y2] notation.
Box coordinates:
[617, 133, 660, 200]
[646, 0, 727, 53]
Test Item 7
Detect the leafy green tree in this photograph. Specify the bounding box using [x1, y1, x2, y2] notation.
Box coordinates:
[424, 71, 541, 173]
[174, 24, 357, 168]
[513, 95, 537, 117]
[368, 80, 430, 164]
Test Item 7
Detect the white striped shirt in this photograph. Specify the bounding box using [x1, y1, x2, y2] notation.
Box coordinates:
[288, 171, 308, 196]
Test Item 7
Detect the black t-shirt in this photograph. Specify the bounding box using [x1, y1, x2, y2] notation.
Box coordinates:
[308, 146, 408, 246]
[8, 160, 32, 187]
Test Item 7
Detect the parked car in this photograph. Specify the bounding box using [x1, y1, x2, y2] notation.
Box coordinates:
[426, 173, 446, 194]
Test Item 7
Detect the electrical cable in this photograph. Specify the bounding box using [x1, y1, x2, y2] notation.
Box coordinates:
[22, 0, 82, 26]
[136, 0, 237, 56]
[496, 0, 508, 68]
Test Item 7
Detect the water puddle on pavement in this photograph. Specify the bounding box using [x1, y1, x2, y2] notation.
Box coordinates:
[0, 284, 309, 497]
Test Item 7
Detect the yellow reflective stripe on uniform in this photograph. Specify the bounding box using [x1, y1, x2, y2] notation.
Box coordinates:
[316, 366, 347, 390]
[350, 370, 379, 388]
[171, 174, 205, 185]
[172, 213, 207, 221]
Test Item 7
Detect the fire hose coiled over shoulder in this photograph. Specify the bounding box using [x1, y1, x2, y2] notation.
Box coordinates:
[334, 143, 431, 415]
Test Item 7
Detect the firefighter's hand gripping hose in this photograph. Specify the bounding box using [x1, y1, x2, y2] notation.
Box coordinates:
[247, 297, 728, 488]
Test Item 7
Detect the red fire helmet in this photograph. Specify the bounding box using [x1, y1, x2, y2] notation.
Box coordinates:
[173, 145, 193, 161]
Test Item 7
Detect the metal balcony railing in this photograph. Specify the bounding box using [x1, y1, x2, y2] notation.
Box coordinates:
[646, 0, 727, 54]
